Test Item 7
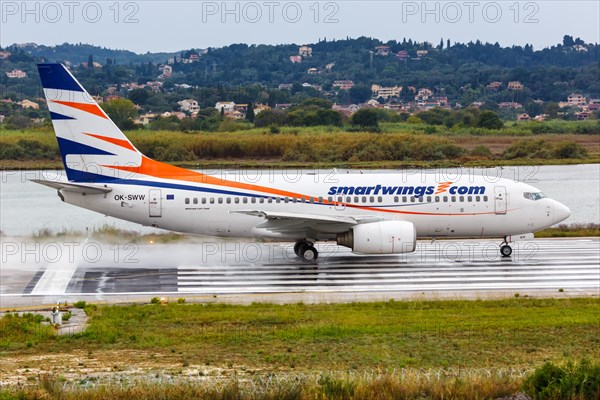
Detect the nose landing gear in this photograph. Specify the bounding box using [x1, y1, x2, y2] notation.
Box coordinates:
[500, 236, 513, 257]
[294, 240, 318, 263]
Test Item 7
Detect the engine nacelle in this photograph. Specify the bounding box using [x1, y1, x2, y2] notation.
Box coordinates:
[337, 221, 416, 254]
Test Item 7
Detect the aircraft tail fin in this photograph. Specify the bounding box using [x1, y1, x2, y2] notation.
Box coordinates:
[38, 64, 143, 182]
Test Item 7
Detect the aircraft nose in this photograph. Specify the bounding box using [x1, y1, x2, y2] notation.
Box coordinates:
[553, 201, 571, 224]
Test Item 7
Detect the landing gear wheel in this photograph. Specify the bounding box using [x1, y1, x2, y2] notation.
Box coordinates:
[298, 243, 318, 263]
[294, 240, 309, 257]
[500, 244, 512, 257]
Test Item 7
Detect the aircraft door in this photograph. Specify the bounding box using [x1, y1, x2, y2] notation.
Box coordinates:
[149, 189, 162, 217]
[494, 186, 507, 215]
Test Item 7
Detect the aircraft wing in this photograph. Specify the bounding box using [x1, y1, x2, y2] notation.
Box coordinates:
[31, 179, 113, 195]
[231, 210, 383, 234]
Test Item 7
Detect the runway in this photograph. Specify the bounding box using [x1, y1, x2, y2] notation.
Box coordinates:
[1, 238, 598, 307]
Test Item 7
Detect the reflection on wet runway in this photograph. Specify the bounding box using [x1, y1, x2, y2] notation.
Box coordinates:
[1, 238, 597, 307]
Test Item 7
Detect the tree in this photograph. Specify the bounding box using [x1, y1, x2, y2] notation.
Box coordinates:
[254, 110, 288, 127]
[245, 102, 255, 123]
[128, 88, 151, 106]
[476, 110, 503, 129]
[100, 98, 138, 130]
[562, 35, 575, 47]
[351, 109, 379, 128]
[349, 85, 372, 104]
[544, 102, 560, 119]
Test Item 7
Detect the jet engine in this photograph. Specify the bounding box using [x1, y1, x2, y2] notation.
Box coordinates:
[336, 221, 416, 254]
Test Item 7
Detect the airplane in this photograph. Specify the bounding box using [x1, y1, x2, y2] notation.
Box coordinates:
[33, 63, 571, 263]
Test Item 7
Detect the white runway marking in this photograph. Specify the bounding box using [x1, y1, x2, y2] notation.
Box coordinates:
[176, 239, 600, 294]
[1, 238, 598, 306]
[29, 240, 86, 295]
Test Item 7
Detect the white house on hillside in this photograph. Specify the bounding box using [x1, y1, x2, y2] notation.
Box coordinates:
[178, 99, 200, 113]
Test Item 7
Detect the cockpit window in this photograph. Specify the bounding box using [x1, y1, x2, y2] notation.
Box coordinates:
[524, 192, 546, 200]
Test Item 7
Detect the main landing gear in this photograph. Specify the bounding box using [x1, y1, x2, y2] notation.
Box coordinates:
[500, 237, 513, 257]
[294, 240, 318, 263]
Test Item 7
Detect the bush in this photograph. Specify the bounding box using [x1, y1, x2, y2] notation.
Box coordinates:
[470, 145, 492, 157]
[74, 301, 87, 309]
[503, 139, 553, 159]
[552, 141, 588, 159]
[522, 360, 600, 400]
[503, 139, 588, 160]
[61, 311, 72, 322]
[351, 109, 379, 128]
[477, 110, 504, 129]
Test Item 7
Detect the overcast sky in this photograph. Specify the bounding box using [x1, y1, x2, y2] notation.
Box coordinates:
[1, 1, 599, 52]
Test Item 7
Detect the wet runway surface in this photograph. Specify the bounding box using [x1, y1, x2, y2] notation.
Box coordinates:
[1, 238, 599, 307]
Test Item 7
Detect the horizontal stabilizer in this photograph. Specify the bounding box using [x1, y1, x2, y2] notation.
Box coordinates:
[31, 179, 112, 195]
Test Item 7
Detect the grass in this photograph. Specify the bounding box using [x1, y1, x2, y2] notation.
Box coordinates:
[1, 299, 598, 369]
[3, 361, 598, 399]
[1, 299, 598, 399]
[1, 124, 598, 170]
[536, 223, 600, 238]
[29, 224, 187, 243]
[0, 371, 524, 399]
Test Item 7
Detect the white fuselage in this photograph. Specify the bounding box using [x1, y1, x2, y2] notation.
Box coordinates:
[60, 171, 569, 241]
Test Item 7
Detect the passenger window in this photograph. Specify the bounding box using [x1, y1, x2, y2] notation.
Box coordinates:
[435, 196, 440, 202]
[427, 196, 431, 202]
[394, 196, 398, 203]
[226, 198, 231, 204]
[318, 197, 323, 203]
[327, 196, 333, 203]
[243, 198, 248, 204]
[369, 196, 374, 203]
[354, 196, 359, 203]
[411, 196, 415, 202]
[443, 196, 448, 202]
[419, 196, 424, 203]
[483, 196, 488, 202]
[459, 196, 464, 202]
[185, 198, 190, 204]
[362, 196, 367, 203]
[475, 196, 480, 202]
[259, 198, 264, 203]
[451, 196, 456, 202]
[346, 196, 351, 203]
[218, 198, 223, 204]
[467, 196, 472, 202]
[276, 198, 281, 203]
[210, 198, 215, 204]
[193, 198, 198, 204]
[202, 198, 206, 204]
[268, 198, 273, 203]
[251, 198, 256, 204]
[403, 196, 407, 203]
[234, 198, 239, 204]
[378, 196, 382, 203]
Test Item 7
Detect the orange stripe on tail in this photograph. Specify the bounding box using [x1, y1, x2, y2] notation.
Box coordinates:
[50, 100, 107, 119]
[84, 133, 137, 152]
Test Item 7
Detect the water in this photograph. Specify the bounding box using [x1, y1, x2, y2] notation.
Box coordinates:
[1, 165, 598, 236]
